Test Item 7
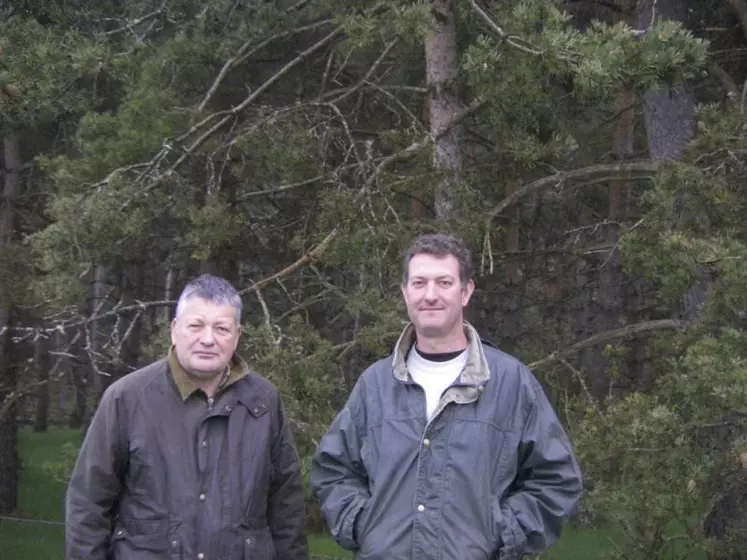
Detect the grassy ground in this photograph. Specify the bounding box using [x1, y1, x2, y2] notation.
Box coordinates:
[0, 427, 624, 559]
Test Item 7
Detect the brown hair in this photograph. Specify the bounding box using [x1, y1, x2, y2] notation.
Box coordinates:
[402, 233, 472, 285]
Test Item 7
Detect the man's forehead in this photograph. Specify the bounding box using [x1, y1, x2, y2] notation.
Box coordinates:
[408, 253, 459, 274]
[178, 298, 237, 320]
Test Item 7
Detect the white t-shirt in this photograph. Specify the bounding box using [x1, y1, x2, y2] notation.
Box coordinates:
[407, 347, 467, 420]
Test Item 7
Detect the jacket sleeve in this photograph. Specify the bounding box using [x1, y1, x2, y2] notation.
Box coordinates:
[267, 397, 309, 560]
[310, 380, 369, 551]
[496, 371, 583, 559]
[65, 386, 127, 560]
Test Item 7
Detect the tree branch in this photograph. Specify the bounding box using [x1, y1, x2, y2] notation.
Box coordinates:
[101, 1, 167, 37]
[238, 229, 338, 295]
[197, 18, 336, 113]
[239, 175, 324, 199]
[361, 96, 488, 191]
[173, 26, 345, 171]
[728, 0, 747, 41]
[529, 319, 684, 370]
[327, 38, 399, 105]
[467, 0, 580, 59]
[486, 161, 662, 221]
[708, 62, 740, 101]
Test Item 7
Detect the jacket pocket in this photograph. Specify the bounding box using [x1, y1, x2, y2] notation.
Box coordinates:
[110, 518, 180, 559]
[241, 525, 275, 560]
[490, 499, 504, 554]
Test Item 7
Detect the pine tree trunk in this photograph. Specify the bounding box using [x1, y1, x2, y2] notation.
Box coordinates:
[0, 133, 22, 514]
[33, 335, 50, 432]
[426, 0, 462, 221]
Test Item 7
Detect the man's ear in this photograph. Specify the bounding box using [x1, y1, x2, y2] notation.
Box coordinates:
[170, 318, 178, 345]
[462, 279, 475, 306]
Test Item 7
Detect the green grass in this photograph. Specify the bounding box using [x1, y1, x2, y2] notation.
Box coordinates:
[0, 428, 356, 559]
[0, 427, 660, 560]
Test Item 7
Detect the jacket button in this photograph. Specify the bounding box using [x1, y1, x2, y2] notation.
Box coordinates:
[171, 540, 178, 547]
[197, 554, 205, 560]
[116, 529, 124, 536]
[245, 537, 253, 546]
[225, 405, 232, 412]
[199, 493, 207, 501]
[423, 439, 430, 448]
[201, 440, 208, 448]
[417, 504, 425, 512]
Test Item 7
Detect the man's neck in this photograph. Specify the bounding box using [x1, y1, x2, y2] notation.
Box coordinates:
[187, 367, 228, 399]
[415, 328, 469, 354]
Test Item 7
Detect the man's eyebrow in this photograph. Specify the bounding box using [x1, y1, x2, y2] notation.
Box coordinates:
[410, 274, 455, 280]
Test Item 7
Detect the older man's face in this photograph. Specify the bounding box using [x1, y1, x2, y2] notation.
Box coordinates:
[170, 297, 240, 379]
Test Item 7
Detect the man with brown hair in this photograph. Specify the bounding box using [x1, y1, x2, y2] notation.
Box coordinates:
[311, 233, 582, 559]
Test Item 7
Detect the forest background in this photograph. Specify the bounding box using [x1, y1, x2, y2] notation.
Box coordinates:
[2, 0, 747, 558]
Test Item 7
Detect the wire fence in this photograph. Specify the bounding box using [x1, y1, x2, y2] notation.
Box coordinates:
[0, 516, 346, 560]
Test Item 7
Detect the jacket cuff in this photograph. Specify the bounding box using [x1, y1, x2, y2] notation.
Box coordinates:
[333, 498, 366, 551]
[497, 503, 527, 559]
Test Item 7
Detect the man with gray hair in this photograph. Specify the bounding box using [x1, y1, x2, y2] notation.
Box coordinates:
[66, 274, 308, 560]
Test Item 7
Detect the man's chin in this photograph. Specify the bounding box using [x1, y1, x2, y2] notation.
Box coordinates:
[185, 364, 224, 380]
[414, 323, 451, 339]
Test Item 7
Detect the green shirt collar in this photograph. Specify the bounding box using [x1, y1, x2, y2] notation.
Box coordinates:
[168, 346, 249, 401]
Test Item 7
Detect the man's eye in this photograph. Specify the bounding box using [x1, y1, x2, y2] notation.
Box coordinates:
[216, 326, 230, 334]
[188, 324, 202, 330]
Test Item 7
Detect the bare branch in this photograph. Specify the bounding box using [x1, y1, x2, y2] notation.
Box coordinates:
[708, 62, 740, 101]
[529, 319, 684, 370]
[239, 175, 324, 199]
[361, 96, 488, 192]
[197, 18, 337, 113]
[238, 229, 338, 295]
[327, 39, 399, 105]
[0, 381, 49, 423]
[486, 161, 662, 222]
[172, 26, 345, 171]
[101, 1, 167, 37]
[728, 0, 747, 41]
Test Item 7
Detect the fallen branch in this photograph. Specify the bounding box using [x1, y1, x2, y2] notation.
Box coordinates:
[529, 319, 684, 370]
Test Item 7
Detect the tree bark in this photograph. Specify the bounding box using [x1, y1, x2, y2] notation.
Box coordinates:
[67, 329, 88, 430]
[581, 85, 636, 399]
[637, 0, 702, 323]
[505, 182, 521, 285]
[32, 335, 51, 432]
[426, 0, 462, 220]
[0, 133, 22, 514]
[638, 0, 696, 162]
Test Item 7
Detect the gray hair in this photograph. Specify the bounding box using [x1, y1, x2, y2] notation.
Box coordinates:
[175, 274, 243, 323]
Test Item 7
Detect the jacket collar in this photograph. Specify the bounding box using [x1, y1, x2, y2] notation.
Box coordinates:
[167, 346, 249, 401]
[392, 321, 490, 387]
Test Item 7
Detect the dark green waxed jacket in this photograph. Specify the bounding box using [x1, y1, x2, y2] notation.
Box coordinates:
[65, 357, 308, 560]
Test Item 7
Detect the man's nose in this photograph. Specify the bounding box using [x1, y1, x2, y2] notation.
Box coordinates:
[424, 282, 438, 300]
[199, 327, 216, 345]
